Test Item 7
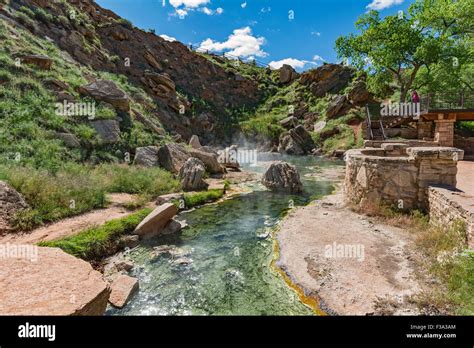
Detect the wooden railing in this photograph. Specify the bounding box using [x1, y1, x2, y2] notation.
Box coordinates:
[420, 92, 474, 113]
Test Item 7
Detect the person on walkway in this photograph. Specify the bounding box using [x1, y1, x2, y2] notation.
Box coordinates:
[412, 90, 420, 103]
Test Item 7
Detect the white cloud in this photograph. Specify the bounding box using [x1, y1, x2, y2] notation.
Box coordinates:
[169, 0, 222, 18]
[199, 27, 267, 58]
[269, 58, 307, 70]
[241, 2, 247, 9]
[176, 8, 188, 18]
[311, 31, 321, 37]
[170, 0, 210, 8]
[269, 55, 325, 70]
[160, 34, 177, 42]
[260, 7, 271, 13]
[200, 6, 223, 15]
[366, 0, 403, 10]
[202, 6, 212, 15]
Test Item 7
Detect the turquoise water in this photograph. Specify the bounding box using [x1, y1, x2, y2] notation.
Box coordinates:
[108, 155, 342, 315]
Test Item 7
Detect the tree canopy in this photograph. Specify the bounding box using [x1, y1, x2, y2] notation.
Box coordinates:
[336, 0, 473, 102]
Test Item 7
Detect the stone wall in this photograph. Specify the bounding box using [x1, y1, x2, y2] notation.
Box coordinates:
[428, 186, 474, 248]
[345, 145, 464, 210]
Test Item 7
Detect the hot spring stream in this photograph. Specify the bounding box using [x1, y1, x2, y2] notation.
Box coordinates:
[108, 155, 343, 315]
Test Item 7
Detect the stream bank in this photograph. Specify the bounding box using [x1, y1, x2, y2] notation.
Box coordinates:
[107, 155, 342, 315]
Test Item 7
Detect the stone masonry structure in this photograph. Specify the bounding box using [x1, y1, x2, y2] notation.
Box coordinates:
[345, 142, 464, 210]
[428, 186, 474, 249]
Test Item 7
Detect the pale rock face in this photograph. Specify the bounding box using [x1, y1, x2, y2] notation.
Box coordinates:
[261, 161, 303, 193]
[133, 203, 178, 239]
[134, 146, 160, 167]
[0, 181, 28, 233]
[0, 247, 110, 315]
[179, 157, 209, 192]
[189, 135, 202, 149]
[79, 79, 130, 112]
[108, 274, 139, 309]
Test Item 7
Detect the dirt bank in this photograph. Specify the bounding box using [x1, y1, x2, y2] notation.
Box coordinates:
[277, 189, 423, 315]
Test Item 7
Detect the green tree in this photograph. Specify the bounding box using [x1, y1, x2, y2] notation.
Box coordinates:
[335, 0, 472, 102]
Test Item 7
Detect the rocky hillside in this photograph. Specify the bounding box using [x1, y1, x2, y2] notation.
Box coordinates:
[1, 0, 263, 145]
[0, 0, 373, 167]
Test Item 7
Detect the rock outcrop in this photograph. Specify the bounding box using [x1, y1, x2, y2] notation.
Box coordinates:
[300, 64, 354, 97]
[179, 158, 209, 192]
[22, 54, 53, 70]
[0, 181, 28, 233]
[0, 247, 110, 315]
[326, 95, 352, 119]
[278, 125, 315, 155]
[134, 146, 160, 167]
[133, 203, 178, 239]
[261, 161, 303, 193]
[279, 64, 298, 84]
[90, 119, 121, 144]
[78, 80, 130, 112]
[279, 116, 299, 129]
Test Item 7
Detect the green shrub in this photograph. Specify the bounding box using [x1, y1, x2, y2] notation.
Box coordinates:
[19, 6, 35, 18]
[34, 8, 54, 23]
[39, 208, 152, 260]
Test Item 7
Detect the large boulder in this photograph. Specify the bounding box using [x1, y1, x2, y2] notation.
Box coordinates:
[79, 80, 130, 112]
[261, 161, 303, 193]
[0, 247, 110, 315]
[279, 64, 298, 84]
[279, 116, 299, 129]
[157, 143, 191, 174]
[22, 54, 53, 70]
[348, 79, 372, 106]
[134, 146, 160, 167]
[278, 125, 315, 155]
[90, 119, 121, 144]
[188, 148, 224, 174]
[179, 158, 209, 192]
[108, 274, 139, 309]
[0, 181, 28, 233]
[133, 203, 178, 239]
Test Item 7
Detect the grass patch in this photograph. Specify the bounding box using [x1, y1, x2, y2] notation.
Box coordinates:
[39, 208, 151, 260]
[0, 163, 179, 230]
[183, 189, 224, 208]
[0, 164, 107, 230]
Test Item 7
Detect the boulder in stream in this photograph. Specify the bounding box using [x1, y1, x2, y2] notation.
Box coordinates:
[261, 161, 303, 193]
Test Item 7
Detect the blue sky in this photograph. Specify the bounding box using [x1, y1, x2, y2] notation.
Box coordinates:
[96, 0, 414, 71]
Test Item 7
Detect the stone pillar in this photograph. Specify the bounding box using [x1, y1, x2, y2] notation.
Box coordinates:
[417, 121, 433, 140]
[434, 120, 455, 147]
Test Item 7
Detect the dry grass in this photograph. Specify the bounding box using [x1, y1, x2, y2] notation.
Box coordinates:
[351, 200, 472, 315]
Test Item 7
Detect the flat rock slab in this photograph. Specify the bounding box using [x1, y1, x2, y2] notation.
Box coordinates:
[0, 247, 110, 315]
[277, 191, 421, 315]
[109, 274, 139, 308]
[133, 203, 178, 239]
